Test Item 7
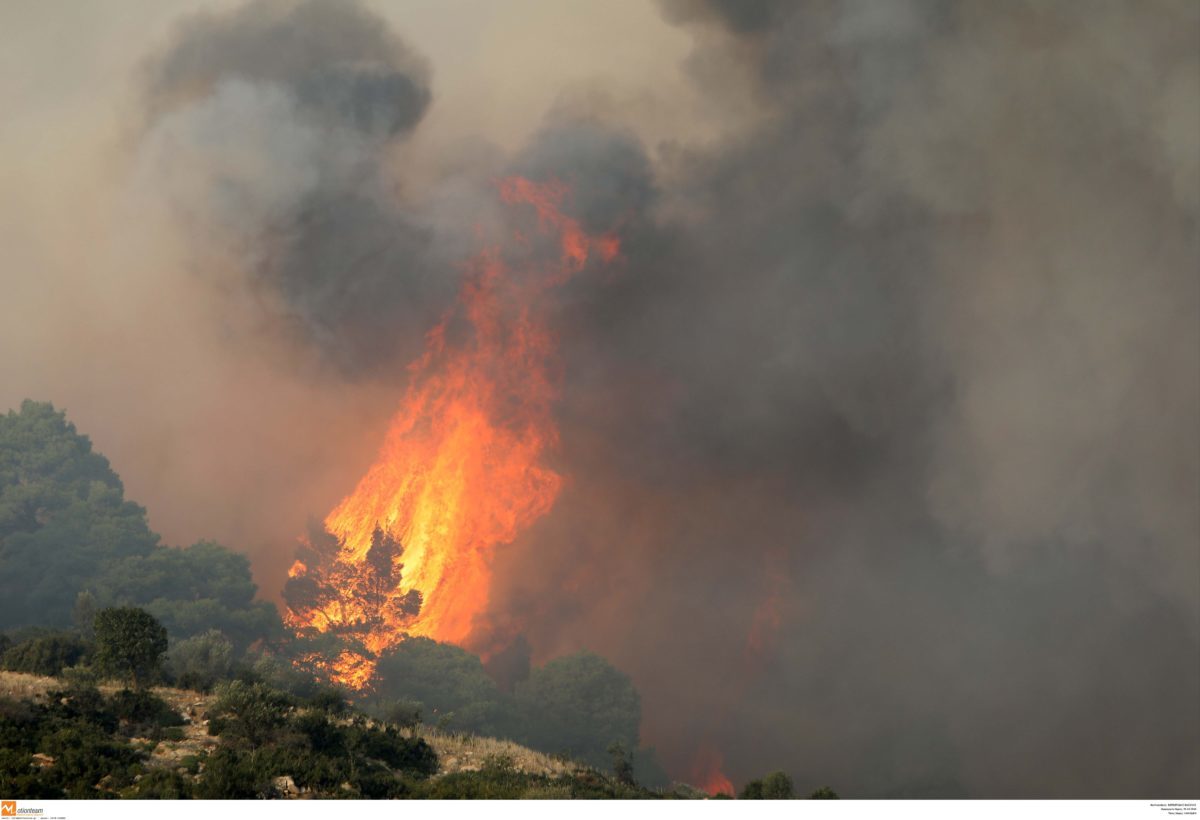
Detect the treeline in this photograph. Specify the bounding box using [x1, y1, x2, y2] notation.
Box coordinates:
[0, 400, 833, 799]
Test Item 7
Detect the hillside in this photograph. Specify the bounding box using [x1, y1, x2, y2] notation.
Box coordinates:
[0, 671, 686, 799]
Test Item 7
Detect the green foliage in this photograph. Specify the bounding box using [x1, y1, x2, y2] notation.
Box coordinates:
[165, 629, 233, 691]
[513, 651, 641, 770]
[193, 747, 278, 799]
[200, 680, 437, 797]
[93, 607, 168, 688]
[412, 760, 655, 800]
[373, 697, 423, 729]
[0, 401, 159, 631]
[417, 755, 539, 799]
[809, 786, 839, 799]
[47, 682, 118, 733]
[304, 685, 351, 716]
[92, 541, 283, 651]
[373, 637, 504, 734]
[245, 649, 325, 698]
[108, 689, 185, 731]
[347, 721, 437, 776]
[41, 722, 146, 797]
[1, 631, 92, 676]
[207, 680, 295, 746]
[125, 767, 194, 799]
[740, 770, 795, 799]
[0, 402, 283, 660]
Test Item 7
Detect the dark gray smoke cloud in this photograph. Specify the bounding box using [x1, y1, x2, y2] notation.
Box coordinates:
[135, 0, 461, 374]
[482, 0, 1199, 798]
[123, 0, 1197, 798]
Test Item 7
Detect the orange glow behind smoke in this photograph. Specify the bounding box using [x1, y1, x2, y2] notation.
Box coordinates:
[284, 178, 618, 688]
[692, 744, 734, 797]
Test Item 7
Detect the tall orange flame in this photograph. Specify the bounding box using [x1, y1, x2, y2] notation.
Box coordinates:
[283, 177, 618, 688]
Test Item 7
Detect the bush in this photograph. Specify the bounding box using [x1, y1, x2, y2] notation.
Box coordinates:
[93, 607, 168, 688]
[2, 632, 91, 676]
[109, 689, 184, 731]
[740, 770, 795, 799]
[39, 722, 145, 797]
[304, 685, 350, 716]
[126, 768, 193, 799]
[245, 650, 324, 698]
[349, 759, 409, 798]
[47, 682, 116, 732]
[193, 747, 277, 799]
[416, 758, 541, 799]
[347, 721, 438, 777]
[374, 698, 422, 729]
[206, 680, 295, 746]
[165, 630, 233, 692]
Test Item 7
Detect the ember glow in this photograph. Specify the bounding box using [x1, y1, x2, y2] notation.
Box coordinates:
[283, 177, 618, 688]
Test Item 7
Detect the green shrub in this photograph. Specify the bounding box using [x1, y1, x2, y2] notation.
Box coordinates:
[348, 759, 410, 799]
[207, 680, 294, 745]
[304, 685, 350, 716]
[93, 607, 168, 689]
[193, 747, 276, 799]
[39, 722, 145, 797]
[2, 632, 91, 676]
[374, 697, 422, 729]
[739, 770, 794, 799]
[347, 721, 438, 776]
[126, 767, 193, 798]
[109, 689, 184, 729]
[165, 630, 233, 692]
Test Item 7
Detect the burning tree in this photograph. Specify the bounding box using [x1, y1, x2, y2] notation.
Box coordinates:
[281, 177, 620, 690]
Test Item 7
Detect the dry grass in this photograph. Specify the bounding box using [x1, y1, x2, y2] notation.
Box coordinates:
[416, 726, 580, 778]
[0, 670, 59, 702]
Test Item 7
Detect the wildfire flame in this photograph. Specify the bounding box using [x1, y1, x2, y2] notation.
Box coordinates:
[691, 744, 735, 797]
[283, 177, 618, 688]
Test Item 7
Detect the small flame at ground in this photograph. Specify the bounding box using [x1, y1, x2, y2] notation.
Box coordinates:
[282, 177, 618, 688]
[691, 744, 735, 797]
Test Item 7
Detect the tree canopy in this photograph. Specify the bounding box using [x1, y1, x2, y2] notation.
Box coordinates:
[373, 637, 504, 735]
[513, 651, 641, 770]
[91, 541, 282, 650]
[0, 401, 281, 658]
[93, 606, 169, 688]
[0, 401, 158, 630]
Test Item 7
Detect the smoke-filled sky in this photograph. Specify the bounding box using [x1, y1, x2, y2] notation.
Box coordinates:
[2, 0, 1197, 798]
